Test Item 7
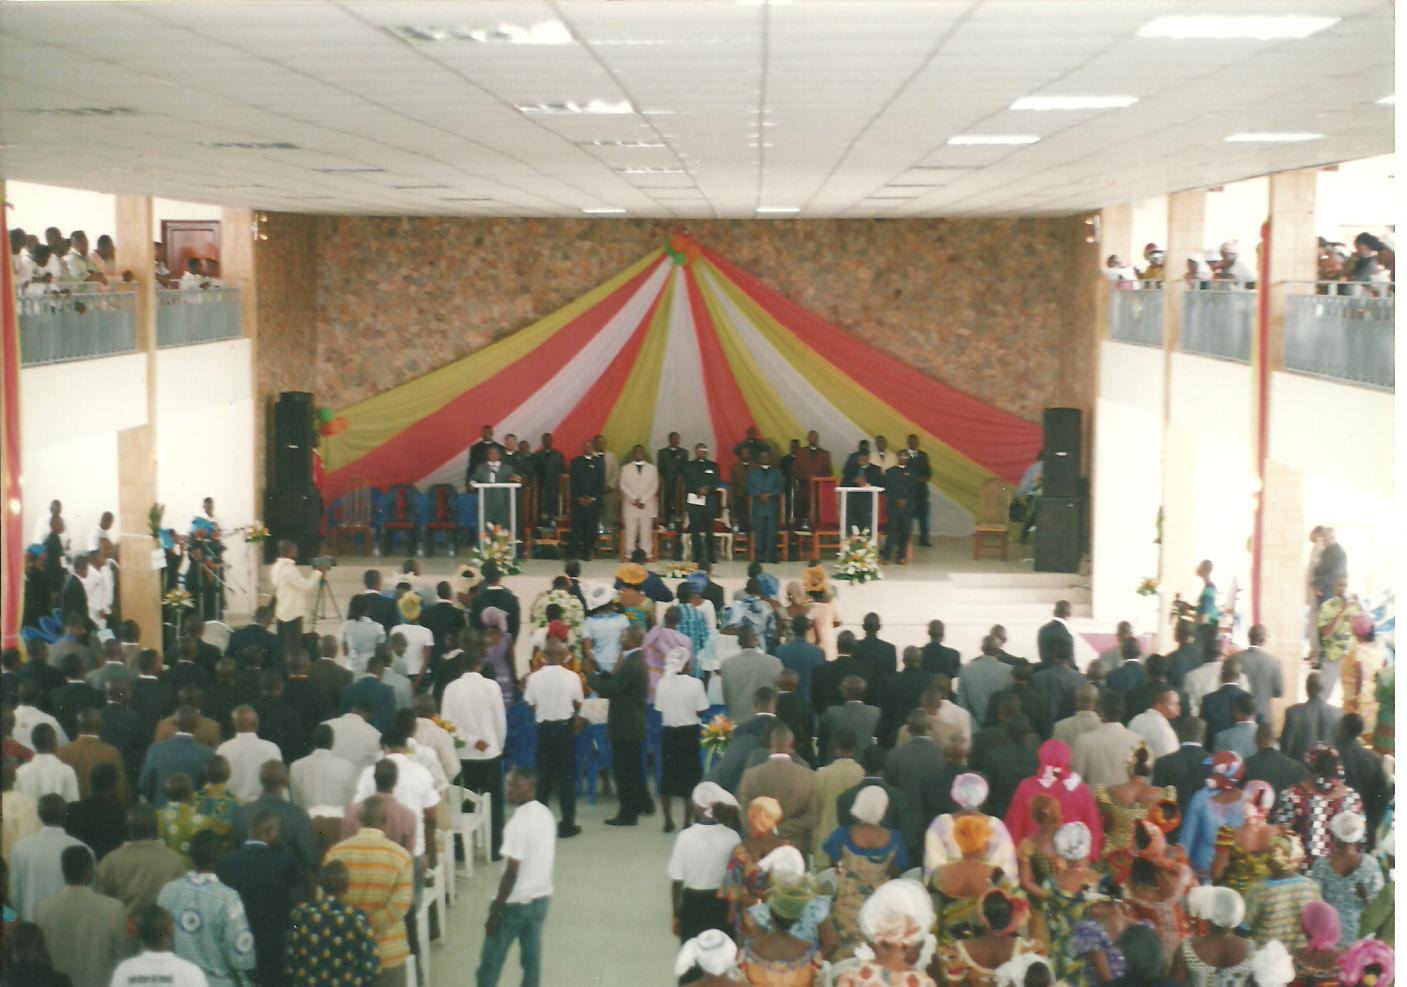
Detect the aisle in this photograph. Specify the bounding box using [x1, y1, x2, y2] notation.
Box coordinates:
[431, 792, 681, 985]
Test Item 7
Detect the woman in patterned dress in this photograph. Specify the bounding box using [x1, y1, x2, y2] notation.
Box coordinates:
[932, 815, 1011, 944]
[1169, 887, 1255, 986]
[1211, 780, 1279, 896]
[721, 798, 789, 934]
[1071, 881, 1140, 987]
[1242, 833, 1323, 951]
[835, 879, 936, 987]
[1292, 900, 1345, 986]
[1271, 744, 1365, 868]
[740, 875, 824, 987]
[1123, 821, 1195, 965]
[1096, 742, 1176, 859]
[923, 773, 1018, 881]
[1041, 822, 1100, 982]
[1306, 810, 1385, 948]
[822, 787, 908, 961]
[1183, 751, 1248, 881]
[1015, 795, 1062, 906]
[1315, 575, 1366, 710]
[933, 889, 1038, 987]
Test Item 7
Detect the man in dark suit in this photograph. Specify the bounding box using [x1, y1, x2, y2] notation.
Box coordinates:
[1166, 621, 1202, 687]
[138, 706, 216, 805]
[309, 636, 354, 710]
[775, 617, 825, 705]
[351, 571, 398, 634]
[980, 714, 1040, 821]
[469, 445, 518, 530]
[569, 440, 605, 560]
[1337, 714, 1389, 847]
[1242, 722, 1309, 801]
[465, 424, 506, 482]
[1199, 659, 1252, 745]
[655, 433, 689, 531]
[875, 647, 931, 748]
[469, 563, 520, 668]
[224, 605, 284, 672]
[881, 451, 915, 564]
[820, 675, 882, 764]
[587, 627, 652, 825]
[1032, 640, 1085, 727]
[811, 632, 867, 719]
[422, 582, 468, 660]
[339, 657, 397, 734]
[1280, 672, 1340, 764]
[1311, 527, 1348, 603]
[217, 810, 303, 986]
[1036, 601, 1074, 668]
[49, 654, 103, 740]
[837, 744, 905, 829]
[253, 671, 307, 762]
[839, 450, 883, 535]
[904, 435, 934, 547]
[1152, 715, 1212, 831]
[60, 555, 93, 631]
[885, 709, 947, 861]
[793, 431, 833, 531]
[132, 650, 176, 726]
[921, 620, 960, 679]
[774, 672, 816, 767]
[1106, 638, 1147, 700]
[182, 614, 224, 671]
[99, 682, 147, 790]
[852, 614, 898, 702]
[282, 653, 328, 745]
[535, 432, 567, 523]
[695, 562, 726, 622]
[986, 661, 1050, 739]
[682, 444, 722, 565]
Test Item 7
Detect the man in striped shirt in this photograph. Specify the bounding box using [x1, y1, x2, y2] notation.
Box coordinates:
[325, 798, 416, 986]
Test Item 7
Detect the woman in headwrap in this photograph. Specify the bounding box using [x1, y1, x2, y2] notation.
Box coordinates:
[1004, 739, 1104, 861]
[933, 815, 1013, 944]
[803, 564, 841, 663]
[1071, 878, 1140, 987]
[779, 581, 813, 646]
[935, 888, 1036, 986]
[1211, 779, 1279, 896]
[1041, 822, 1101, 981]
[670, 782, 742, 942]
[1338, 939, 1394, 987]
[741, 847, 835, 972]
[1123, 820, 1195, 965]
[1182, 750, 1248, 880]
[615, 565, 655, 632]
[1309, 811, 1385, 947]
[836, 879, 936, 987]
[719, 797, 789, 933]
[739, 868, 824, 987]
[1294, 900, 1346, 985]
[821, 786, 908, 961]
[1272, 744, 1366, 867]
[1096, 741, 1177, 857]
[1015, 794, 1061, 905]
[1169, 886, 1254, 986]
[676, 929, 744, 986]
[1243, 833, 1324, 950]
[924, 773, 1018, 880]
[658, 647, 710, 833]
[1110, 923, 1177, 987]
[1315, 575, 1369, 711]
[478, 605, 515, 705]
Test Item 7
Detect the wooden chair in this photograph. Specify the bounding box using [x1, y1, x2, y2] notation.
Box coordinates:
[808, 478, 842, 560]
[711, 488, 735, 560]
[328, 480, 373, 555]
[972, 477, 1013, 559]
[653, 486, 684, 561]
[531, 488, 570, 559]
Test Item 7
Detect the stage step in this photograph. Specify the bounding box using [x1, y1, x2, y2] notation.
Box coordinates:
[949, 585, 1091, 606]
[947, 570, 1091, 590]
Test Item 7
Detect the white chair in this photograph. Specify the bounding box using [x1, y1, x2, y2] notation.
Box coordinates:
[414, 890, 433, 985]
[437, 829, 457, 907]
[449, 784, 493, 878]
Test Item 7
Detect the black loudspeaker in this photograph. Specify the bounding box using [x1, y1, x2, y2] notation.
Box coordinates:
[262, 487, 324, 564]
[1042, 407, 1082, 499]
[273, 391, 315, 491]
[1034, 496, 1081, 573]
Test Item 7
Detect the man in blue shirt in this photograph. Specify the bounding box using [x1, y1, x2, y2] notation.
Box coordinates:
[157, 830, 256, 987]
[775, 616, 824, 703]
[747, 450, 785, 564]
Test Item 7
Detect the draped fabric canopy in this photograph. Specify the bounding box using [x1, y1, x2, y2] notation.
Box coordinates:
[320, 237, 1042, 534]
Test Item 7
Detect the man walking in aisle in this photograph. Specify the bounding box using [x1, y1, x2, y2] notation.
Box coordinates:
[476, 767, 557, 987]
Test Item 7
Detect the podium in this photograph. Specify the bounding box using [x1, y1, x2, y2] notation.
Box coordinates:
[472, 481, 521, 551]
[836, 486, 881, 546]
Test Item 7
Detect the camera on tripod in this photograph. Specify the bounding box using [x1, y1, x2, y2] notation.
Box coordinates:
[313, 555, 338, 570]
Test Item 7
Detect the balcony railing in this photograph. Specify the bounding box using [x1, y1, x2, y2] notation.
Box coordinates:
[1284, 283, 1395, 390]
[156, 286, 243, 348]
[1180, 283, 1254, 363]
[17, 286, 138, 366]
[1108, 282, 1164, 346]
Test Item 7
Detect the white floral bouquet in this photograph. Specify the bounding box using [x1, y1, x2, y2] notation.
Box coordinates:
[163, 588, 195, 609]
[835, 530, 882, 584]
[529, 587, 585, 645]
[469, 523, 521, 576]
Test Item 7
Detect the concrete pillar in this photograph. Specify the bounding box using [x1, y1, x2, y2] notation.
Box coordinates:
[113, 196, 162, 650]
[1100, 203, 1133, 272]
[1265, 170, 1318, 371]
[1258, 460, 1307, 728]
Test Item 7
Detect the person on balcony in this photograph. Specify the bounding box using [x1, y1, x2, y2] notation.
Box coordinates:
[179, 256, 211, 291]
[1216, 241, 1255, 284]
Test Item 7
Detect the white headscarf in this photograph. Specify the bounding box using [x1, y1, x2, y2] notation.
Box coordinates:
[1053, 821, 1091, 862]
[1330, 809, 1367, 845]
[664, 646, 691, 675]
[857, 879, 934, 947]
[1207, 887, 1245, 929]
[690, 781, 738, 819]
[852, 786, 890, 826]
[950, 772, 989, 811]
[674, 929, 738, 977]
[1249, 940, 1294, 987]
[757, 845, 806, 882]
[995, 955, 1054, 987]
[1187, 884, 1217, 921]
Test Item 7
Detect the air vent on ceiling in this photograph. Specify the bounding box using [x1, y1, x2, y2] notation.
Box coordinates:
[26, 106, 135, 117]
[203, 141, 299, 150]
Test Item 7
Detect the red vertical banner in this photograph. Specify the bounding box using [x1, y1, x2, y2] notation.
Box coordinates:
[1, 198, 24, 648]
[1250, 219, 1271, 625]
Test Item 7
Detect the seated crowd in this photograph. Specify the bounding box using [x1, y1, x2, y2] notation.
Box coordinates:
[9, 224, 222, 296]
[0, 543, 1395, 986]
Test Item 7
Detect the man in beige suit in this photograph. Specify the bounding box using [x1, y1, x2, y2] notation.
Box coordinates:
[738, 723, 819, 854]
[618, 444, 659, 560]
[719, 626, 784, 725]
[1071, 691, 1143, 788]
[1053, 684, 1103, 749]
[153, 692, 222, 749]
[58, 709, 128, 802]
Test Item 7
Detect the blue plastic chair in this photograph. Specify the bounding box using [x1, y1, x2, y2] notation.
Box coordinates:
[38, 614, 62, 639]
[644, 705, 664, 788]
[21, 625, 55, 645]
[457, 491, 479, 548]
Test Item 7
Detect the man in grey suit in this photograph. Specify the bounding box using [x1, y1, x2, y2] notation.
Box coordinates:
[957, 635, 1013, 727]
[820, 675, 881, 764]
[1279, 672, 1340, 764]
[1212, 694, 1259, 759]
[469, 445, 517, 531]
[1235, 624, 1284, 723]
[719, 626, 783, 725]
[737, 723, 819, 853]
[885, 709, 947, 862]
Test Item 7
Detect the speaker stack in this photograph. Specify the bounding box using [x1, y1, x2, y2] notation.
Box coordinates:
[1034, 407, 1083, 573]
[263, 391, 322, 563]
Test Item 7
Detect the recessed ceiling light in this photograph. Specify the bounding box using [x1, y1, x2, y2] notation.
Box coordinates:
[582, 207, 627, 215]
[390, 21, 572, 45]
[391, 184, 449, 190]
[1224, 132, 1323, 143]
[203, 141, 299, 150]
[25, 106, 135, 117]
[516, 100, 633, 116]
[616, 167, 685, 175]
[312, 166, 386, 173]
[756, 206, 800, 214]
[441, 197, 494, 202]
[947, 135, 1040, 146]
[1378, 95, 1396, 105]
[1137, 15, 1338, 40]
[1010, 96, 1138, 111]
[577, 139, 666, 148]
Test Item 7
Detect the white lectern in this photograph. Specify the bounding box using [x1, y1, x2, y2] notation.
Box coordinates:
[836, 486, 881, 546]
[472, 482, 522, 551]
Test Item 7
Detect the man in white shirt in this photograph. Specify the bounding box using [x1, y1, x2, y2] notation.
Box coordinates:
[10, 795, 85, 920]
[441, 650, 507, 857]
[10, 228, 35, 284]
[61, 230, 103, 284]
[475, 767, 557, 987]
[290, 724, 358, 810]
[668, 782, 741, 939]
[88, 510, 117, 553]
[215, 706, 284, 801]
[523, 640, 584, 838]
[412, 694, 460, 784]
[390, 624, 432, 680]
[1071, 692, 1145, 788]
[1127, 687, 1181, 760]
[178, 256, 210, 290]
[323, 705, 383, 773]
[110, 903, 211, 987]
[351, 729, 440, 860]
[13, 693, 69, 750]
[15, 724, 80, 802]
[340, 596, 386, 675]
[269, 540, 326, 656]
[618, 445, 659, 560]
[78, 549, 110, 628]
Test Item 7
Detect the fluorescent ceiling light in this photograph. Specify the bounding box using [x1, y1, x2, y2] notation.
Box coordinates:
[516, 100, 633, 115]
[582, 207, 627, 215]
[1378, 94, 1396, 105]
[577, 139, 666, 148]
[203, 141, 298, 150]
[616, 167, 685, 174]
[1224, 132, 1323, 143]
[1137, 15, 1338, 40]
[947, 135, 1040, 146]
[391, 21, 572, 44]
[1010, 95, 1138, 111]
[313, 166, 385, 173]
[756, 206, 800, 214]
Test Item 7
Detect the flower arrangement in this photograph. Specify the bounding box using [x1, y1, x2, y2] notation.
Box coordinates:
[663, 561, 698, 580]
[1136, 577, 1160, 598]
[529, 588, 585, 644]
[430, 714, 466, 750]
[243, 522, 271, 544]
[834, 531, 882, 584]
[469, 524, 521, 576]
[701, 714, 734, 755]
[163, 588, 194, 609]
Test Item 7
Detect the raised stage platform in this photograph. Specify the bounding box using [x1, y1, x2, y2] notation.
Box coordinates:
[303, 536, 1102, 667]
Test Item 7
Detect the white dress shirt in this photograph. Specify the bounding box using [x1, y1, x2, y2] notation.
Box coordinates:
[216, 732, 285, 801]
[80, 565, 108, 625]
[440, 671, 507, 760]
[324, 713, 383, 772]
[523, 665, 584, 723]
[13, 706, 68, 751]
[110, 949, 210, 987]
[15, 753, 80, 802]
[501, 799, 556, 903]
[353, 752, 439, 857]
[88, 525, 116, 552]
[668, 822, 741, 890]
[655, 672, 709, 728]
[1126, 709, 1179, 760]
[340, 617, 386, 674]
[392, 623, 434, 676]
[414, 718, 461, 783]
[289, 748, 358, 810]
[269, 558, 322, 623]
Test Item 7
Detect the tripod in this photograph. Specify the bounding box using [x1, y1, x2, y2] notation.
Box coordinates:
[312, 569, 342, 626]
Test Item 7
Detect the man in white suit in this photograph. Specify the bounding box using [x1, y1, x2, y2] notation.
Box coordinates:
[618, 444, 659, 560]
